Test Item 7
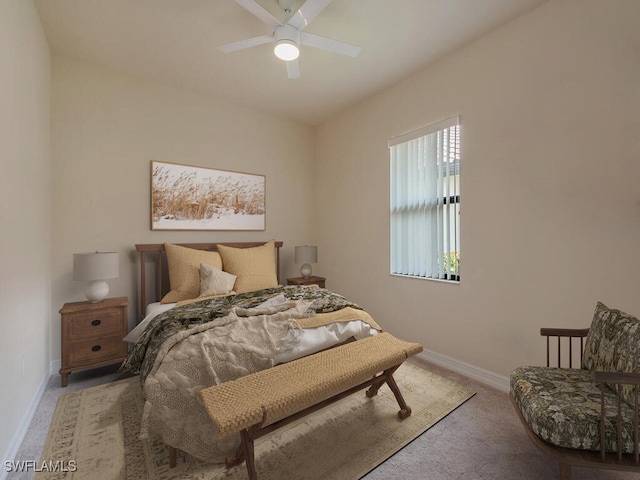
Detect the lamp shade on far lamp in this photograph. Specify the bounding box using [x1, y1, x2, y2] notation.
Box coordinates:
[294, 245, 317, 278]
[73, 252, 119, 303]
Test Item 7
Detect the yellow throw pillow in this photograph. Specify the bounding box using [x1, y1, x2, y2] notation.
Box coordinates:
[217, 240, 278, 294]
[161, 243, 223, 303]
[199, 263, 237, 297]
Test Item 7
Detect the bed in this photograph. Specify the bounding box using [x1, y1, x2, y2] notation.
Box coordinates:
[120, 240, 389, 464]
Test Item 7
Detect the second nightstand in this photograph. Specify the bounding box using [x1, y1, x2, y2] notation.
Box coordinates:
[59, 296, 128, 387]
[286, 276, 326, 288]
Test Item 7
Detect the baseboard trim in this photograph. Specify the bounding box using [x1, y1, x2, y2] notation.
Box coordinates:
[416, 348, 510, 392]
[1, 370, 50, 480]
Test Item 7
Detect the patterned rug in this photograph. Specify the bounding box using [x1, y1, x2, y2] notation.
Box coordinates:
[37, 362, 474, 480]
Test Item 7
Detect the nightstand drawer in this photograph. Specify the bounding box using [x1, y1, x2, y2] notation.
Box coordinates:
[68, 310, 123, 337]
[68, 335, 125, 365]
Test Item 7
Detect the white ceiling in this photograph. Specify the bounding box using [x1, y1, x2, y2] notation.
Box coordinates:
[35, 0, 548, 126]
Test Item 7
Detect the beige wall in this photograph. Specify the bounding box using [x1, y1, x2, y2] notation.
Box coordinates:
[51, 57, 316, 361]
[315, 0, 640, 377]
[0, 0, 51, 463]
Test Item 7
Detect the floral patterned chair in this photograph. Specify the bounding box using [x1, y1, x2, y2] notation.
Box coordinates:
[510, 302, 640, 480]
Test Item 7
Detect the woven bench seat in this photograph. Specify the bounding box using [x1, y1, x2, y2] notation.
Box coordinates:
[199, 332, 423, 479]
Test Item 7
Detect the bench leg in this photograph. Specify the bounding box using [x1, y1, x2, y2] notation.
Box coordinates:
[225, 443, 245, 468]
[365, 366, 412, 419]
[240, 428, 258, 480]
[385, 372, 412, 419]
[366, 365, 400, 398]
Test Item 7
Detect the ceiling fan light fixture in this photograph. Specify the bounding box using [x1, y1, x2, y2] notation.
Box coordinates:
[274, 39, 300, 61]
[218, 0, 361, 78]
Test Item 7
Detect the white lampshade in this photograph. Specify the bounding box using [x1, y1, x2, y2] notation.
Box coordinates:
[295, 245, 317, 278]
[73, 252, 119, 303]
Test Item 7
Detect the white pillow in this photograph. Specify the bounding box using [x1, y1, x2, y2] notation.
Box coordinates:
[123, 302, 175, 343]
[258, 294, 287, 308]
[199, 263, 237, 297]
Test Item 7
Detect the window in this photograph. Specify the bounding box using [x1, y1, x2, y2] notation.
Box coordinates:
[389, 116, 460, 281]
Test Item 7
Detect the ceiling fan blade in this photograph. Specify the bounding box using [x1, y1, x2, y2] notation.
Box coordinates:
[300, 32, 361, 57]
[232, 0, 281, 29]
[217, 34, 274, 54]
[287, 0, 332, 31]
[286, 59, 301, 79]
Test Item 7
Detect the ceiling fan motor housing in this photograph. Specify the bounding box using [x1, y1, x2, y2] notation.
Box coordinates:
[274, 24, 300, 44]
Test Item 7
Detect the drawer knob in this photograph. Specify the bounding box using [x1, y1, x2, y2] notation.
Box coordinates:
[91, 319, 101, 326]
[91, 345, 101, 352]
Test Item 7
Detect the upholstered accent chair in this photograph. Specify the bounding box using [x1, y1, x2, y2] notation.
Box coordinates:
[510, 302, 640, 480]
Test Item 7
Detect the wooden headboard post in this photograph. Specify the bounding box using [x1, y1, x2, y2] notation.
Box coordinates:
[134, 242, 283, 320]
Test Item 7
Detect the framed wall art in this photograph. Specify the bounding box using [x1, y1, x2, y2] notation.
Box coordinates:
[151, 161, 266, 231]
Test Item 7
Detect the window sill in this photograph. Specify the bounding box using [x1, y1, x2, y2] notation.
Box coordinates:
[390, 273, 460, 284]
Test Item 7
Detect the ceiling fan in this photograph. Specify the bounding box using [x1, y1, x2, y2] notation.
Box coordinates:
[218, 0, 361, 79]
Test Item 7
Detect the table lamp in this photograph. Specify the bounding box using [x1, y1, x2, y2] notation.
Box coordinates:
[73, 251, 119, 302]
[294, 245, 317, 278]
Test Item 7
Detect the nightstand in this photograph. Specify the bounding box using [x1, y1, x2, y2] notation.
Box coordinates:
[59, 296, 128, 387]
[286, 276, 326, 288]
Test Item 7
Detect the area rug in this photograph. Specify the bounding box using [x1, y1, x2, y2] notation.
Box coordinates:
[37, 362, 474, 480]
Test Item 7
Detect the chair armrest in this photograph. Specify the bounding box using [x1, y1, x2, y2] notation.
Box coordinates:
[540, 327, 590, 337]
[591, 371, 640, 386]
[590, 370, 640, 462]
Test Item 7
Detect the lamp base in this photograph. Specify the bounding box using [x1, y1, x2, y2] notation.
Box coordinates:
[85, 280, 109, 303]
[300, 264, 312, 278]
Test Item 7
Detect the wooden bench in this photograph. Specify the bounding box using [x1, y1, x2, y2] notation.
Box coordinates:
[198, 332, 423, 480]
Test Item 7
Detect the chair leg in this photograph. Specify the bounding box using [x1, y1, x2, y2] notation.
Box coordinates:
[169, 446, 177, 468]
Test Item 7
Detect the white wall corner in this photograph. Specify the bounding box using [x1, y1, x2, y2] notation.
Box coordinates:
[416, 349, 510, 392]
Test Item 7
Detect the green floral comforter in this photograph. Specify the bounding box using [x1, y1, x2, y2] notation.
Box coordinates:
[120, 285, 362, 383]
[511, 366, 638, 453]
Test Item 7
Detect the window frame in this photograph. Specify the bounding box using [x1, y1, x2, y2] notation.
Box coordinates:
[389, 115, 461, 282]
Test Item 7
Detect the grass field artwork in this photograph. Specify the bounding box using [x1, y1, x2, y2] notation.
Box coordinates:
[151, 161, 265, 231]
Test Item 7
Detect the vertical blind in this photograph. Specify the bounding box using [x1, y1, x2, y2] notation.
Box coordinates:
[389, 116, 460, 281]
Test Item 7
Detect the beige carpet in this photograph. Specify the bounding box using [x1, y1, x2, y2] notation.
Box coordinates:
[36, 362, 474, 480]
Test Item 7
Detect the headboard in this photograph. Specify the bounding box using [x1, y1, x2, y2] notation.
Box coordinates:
[135, 241, 283, 320]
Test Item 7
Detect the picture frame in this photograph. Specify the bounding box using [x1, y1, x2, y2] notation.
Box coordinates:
[151, 161, 266, 231]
